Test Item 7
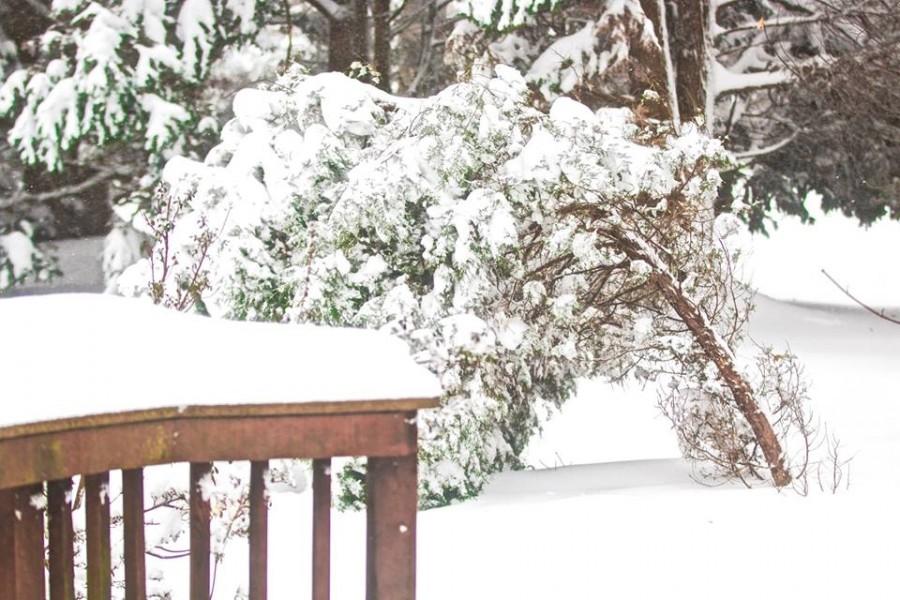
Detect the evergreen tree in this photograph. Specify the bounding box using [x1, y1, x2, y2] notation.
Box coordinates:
[452, 0, 900, 229]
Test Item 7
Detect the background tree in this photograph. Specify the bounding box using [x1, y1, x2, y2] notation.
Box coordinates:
[118, 66, 815, 502]
[0, 0, 461, 290]
[453, 0, 900, 230]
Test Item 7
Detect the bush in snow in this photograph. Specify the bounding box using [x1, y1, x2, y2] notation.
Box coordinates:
[119, 65, 807, 505]
[0, 223, 56, 291]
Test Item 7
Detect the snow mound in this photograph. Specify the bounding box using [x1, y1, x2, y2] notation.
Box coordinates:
[0, 294, 440, 430]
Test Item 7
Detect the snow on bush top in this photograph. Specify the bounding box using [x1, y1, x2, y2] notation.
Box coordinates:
[117, 65, 734, 505]
[457, 0, 562, 31]
[0, 294, 440, 430]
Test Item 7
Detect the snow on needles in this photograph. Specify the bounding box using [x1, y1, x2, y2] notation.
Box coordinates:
[116, 65, 741, 505]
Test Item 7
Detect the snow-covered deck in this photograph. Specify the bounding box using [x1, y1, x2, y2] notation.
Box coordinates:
[0, 294, 440, 435]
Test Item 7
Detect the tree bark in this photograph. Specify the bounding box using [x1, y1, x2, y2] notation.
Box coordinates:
[635, 0, 680, 123]
[616, 230, 792, 487]
[326, 0, 368, 72]
[672, 0, 709, 122]
[373, 0, 390, 90]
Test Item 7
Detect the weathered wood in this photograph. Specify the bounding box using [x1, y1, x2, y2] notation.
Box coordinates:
[0, 401, 432, 600]
[85, 473, 112, 600]
[0, 488, 17, 599]
[13, 483, 46, 600]
[122, 469, 147, 600]
[190, 462, 212, 600]
[366, 454, 418, 600]
[0, 398, 439, 441]
[312, 458, 332, 600]
[0, 412, 419, 489]
[249, 461, 268, 600]
[48, 478, 76, 600]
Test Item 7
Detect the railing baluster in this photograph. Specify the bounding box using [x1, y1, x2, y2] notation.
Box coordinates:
[123, 468, 147, 600]
[366, 454, 417, 600]
[190, 462, 213, 600]
[48, 478, 76, 600]
[13, 483, 46, 600]
[0, 489, 17, 599]
[85, 473, 112, 600]
[249, 460, 268, 600]
[312, 458, 332, 600]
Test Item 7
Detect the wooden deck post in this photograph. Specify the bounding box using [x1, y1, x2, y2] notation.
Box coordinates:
[85, 473, 112, 600]
[48, 478, 76, 600]
[190, 462, 213, 600]
[312, 458, 332, 600]
[123, 469, 147, 600]
[13, 483, 46, 600]
[249, 460, 269, 600]
[0, 489, 18, 600]
[366, 453, 417, 600]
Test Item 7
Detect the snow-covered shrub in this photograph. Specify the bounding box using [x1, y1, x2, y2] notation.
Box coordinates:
[661, 345, 815, 486]
[119, 64, 801, 504]
[0, 223, 55, 291]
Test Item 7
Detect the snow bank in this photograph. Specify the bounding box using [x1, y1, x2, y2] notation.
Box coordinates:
[0, 294, 440, 430]
[741, 198, 900, 308]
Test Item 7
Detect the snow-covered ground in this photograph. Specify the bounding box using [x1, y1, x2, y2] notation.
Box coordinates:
[128, 293, 897, 600]
[740, 197, 900, 308]
[2, 209, 898, 599]
[210, 293, 894, 600]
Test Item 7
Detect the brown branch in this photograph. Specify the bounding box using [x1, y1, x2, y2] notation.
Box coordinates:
[0, 167, 127, 210]
[821, 269, 900, 325]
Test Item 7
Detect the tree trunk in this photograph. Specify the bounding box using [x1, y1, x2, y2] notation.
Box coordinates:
[616, 231, 792, 487]
[328, 16, 355, 71]
[327, 0, 368, 73]
[635, 0, 680, 124]
[672, 0, 709, 122]
[373, 0, 390, 90]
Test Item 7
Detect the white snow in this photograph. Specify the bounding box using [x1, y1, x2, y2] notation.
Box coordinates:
[739, 197, 900, 308]
[109, 291, 898, 600]
[3, 273, 899, 599]
[0, 294, 440, 430]
[175, 293, 895, 600]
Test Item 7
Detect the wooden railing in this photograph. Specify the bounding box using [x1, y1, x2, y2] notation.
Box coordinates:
[0, 398, 438, 600]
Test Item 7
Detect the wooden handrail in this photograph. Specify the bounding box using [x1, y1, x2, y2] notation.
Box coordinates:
[0, 399, 438, 600]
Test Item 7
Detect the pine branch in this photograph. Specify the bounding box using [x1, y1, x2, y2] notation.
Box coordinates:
[303, 0, 349, 21]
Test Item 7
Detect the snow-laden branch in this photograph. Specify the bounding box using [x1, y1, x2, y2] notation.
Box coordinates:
[303, 0, 349, 21]
[717, 14, 826, 37]
[0, 167, 129, 210]
[712, 60, 793, 97]
[732, 129, 798, 159]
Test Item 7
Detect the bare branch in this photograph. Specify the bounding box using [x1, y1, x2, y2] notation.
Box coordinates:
[718, 14, 827, 38]
[821, 269, 900, 325]
[0, 167, 129, 210]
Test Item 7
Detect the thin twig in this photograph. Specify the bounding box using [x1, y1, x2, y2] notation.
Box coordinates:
[821, 269, 900, 325]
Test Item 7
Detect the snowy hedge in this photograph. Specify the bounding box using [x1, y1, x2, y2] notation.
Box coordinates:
[0, 224, 55, 291]
[118, 65, 800, 505]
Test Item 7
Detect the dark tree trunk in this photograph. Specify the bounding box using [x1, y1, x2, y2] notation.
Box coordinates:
[373, 0, 390, 90]
[326, 0, 368, 73]
[639, 0, 709, 123]
[672, 0, 709, 122]
[328, 16, 356, 71]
